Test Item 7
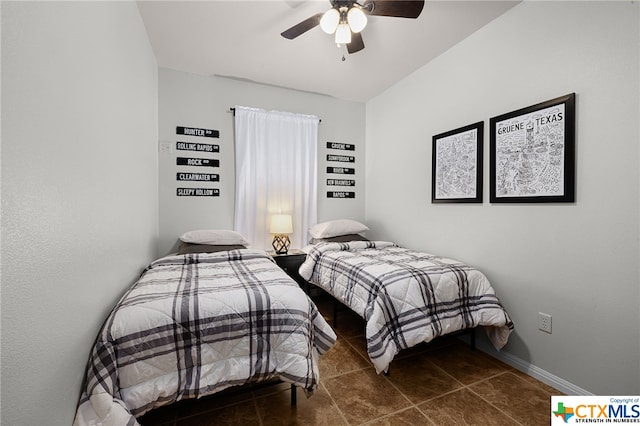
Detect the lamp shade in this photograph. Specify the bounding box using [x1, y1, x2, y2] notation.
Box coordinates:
[334, 22, 352, 45]
[347, 7, 367, 33]
[320, 8, 340, 34]
[270, 214, 293, 234]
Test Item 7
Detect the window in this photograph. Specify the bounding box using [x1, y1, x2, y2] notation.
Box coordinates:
[234, 106, 319, 250]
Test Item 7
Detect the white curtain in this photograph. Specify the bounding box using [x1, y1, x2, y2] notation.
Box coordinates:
[234, 106, 319, 251]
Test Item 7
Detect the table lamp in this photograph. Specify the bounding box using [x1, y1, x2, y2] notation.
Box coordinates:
[270, 214, 293, 254]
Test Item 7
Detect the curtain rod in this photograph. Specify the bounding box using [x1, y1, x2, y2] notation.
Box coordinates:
[229, 107, 321, 123]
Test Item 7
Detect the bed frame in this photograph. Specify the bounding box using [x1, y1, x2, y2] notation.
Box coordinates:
[329, 297, 476, 375]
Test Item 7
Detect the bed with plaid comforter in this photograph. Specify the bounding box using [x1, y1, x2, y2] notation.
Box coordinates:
[74, 249, 336, 426]
[299, 241, 513, 374]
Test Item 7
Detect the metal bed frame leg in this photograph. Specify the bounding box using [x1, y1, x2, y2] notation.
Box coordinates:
[290, 384, 297, 406]
[470, 328, 476, 350]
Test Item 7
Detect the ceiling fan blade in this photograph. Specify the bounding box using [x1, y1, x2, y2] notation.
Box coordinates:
[281, 13, 324, 39]
[366, 0, 424, 18]
[347, 32, 365, 54]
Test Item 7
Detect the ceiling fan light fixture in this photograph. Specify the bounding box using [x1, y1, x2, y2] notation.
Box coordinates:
[320, 8, 340, 34]
[281, 0, 425, 55]
[334, 22, 352, 45]
[347, 7, 367, 33]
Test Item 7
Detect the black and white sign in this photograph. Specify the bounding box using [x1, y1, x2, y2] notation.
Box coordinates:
[326, 140, 356, 198]
[177, 188, 220, 197]
[176, 157, 219, 167]
[327, 154, 355, 163]
[176, 126, 219, 138]
[176, 142, 219, 153]
[177, 173, 219, 182]
[327, 166, 355, 174]
[327, 191, 355, 198]
[327, 179, 355, 186]
[326, 142, 355, 151]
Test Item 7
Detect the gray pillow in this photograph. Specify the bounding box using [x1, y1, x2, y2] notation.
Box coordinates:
[178, 242, 246, 254]
[310, 234, 369, 244]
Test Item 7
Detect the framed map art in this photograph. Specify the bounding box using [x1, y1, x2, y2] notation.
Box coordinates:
[490, 93, 575, 203]
[432, 121, 483, 203]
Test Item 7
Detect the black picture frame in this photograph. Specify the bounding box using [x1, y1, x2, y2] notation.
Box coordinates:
[490, 93, 575, 203]
[432, 121, 484, 203]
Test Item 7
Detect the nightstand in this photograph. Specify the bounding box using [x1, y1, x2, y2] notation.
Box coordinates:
[270, 250, 309, 293]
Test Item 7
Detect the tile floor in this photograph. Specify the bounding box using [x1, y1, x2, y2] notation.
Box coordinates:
[139, 295, 561, 426]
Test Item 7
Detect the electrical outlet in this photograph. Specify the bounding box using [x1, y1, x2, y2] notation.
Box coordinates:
[159, 141, 172, 154]
[538, 312, 552, 334]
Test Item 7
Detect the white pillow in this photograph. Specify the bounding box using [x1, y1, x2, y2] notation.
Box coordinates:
[309, 219, 369, 239]
[179, 229, 249, 246]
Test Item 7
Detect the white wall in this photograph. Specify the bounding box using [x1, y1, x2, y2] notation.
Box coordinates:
[158, 69, 365, 255]
[366, 1, 640, 394]
[3, 3, 637, 425]
[1, 2, 158, 425]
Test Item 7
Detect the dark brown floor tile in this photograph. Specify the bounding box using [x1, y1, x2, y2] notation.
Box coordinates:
[470, 348, 514, 371]
[141, 386, 255, 426]
[427, 346, 509, 385]
[510, 369, 564, 395]
[394, 335, 458, 360]
[138, 411, 176, 426]
[324, 368, 411, 424]
[175, 401, 260, 426]
[345, 334, 370, 361]
[310, 292, 335, 313]
[311, 292, 335, 314]
[346, 333, 464, 372]
[252, 381, 294, 398]
[138, 404, 177, 426]
[418, 388, 518, 425]
[311, 293, 364, 337]
[255, 384, 347, 425]
[333, 308, 366, 338]
[384, 354, 463, 404]
[319, 337, 371, 378]
[469, 371, 552, 425]
[363, 407, 432, 426]
[173, 387, 254, 420]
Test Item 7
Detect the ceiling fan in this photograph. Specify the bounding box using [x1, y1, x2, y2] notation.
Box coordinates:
[281, 0, 425, 55]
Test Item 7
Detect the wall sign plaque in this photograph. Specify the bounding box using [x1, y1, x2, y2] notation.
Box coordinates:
[176, 157, 219, 167]
[176, 142, 220, 153]
[326, 142, 355, 151]
[176, 126, 219, 138]
[325, 141, 356, 198]
[327, 191, 355, 198]
[176, 173, 219, 182]
[327, 179, 355, 186]
[327, 154, 355, 163]
[327, 166, 355, 174]
[177, 188, 220, 197]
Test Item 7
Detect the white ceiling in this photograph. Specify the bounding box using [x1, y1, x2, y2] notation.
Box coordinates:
[137, 0, 519, 103]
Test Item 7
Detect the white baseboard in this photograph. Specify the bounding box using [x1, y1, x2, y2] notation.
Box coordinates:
[475, 341, 593, 396]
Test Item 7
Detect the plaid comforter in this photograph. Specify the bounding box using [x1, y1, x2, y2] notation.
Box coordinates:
[74, 250, 336, 426]
[299, 241, 513, 373]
